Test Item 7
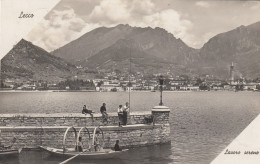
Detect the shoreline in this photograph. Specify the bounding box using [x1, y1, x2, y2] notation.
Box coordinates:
[0, 89, 258, 93]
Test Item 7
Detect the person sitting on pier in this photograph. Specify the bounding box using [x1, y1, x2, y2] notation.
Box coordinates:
[100, 103, 108, 123]
[122, 102, 129, 125]
[117, 105, 123, 126]
[82, 105, 94, 121]
[82, 105, 91, 114]
[114, 140, 121, 151]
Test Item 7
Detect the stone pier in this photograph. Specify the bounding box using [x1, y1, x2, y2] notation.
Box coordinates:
[0, 107, 170, 149]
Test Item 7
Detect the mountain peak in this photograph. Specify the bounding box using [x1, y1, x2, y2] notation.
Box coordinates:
[114, 24, 132, 31]
[200, 21, 260, 79]
[19, 38, 26, 42]
[14, 38, 36, 51]
[115, 24, 130, 28]
[1, 39, 76, 83]
[237, 25, 246, 29]
[155, 27, 167, 32]
[17, 38, 31, 45]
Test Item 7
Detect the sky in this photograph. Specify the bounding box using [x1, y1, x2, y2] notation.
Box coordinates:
[26, 0, 260, 51]
[0, 0, 60, 60]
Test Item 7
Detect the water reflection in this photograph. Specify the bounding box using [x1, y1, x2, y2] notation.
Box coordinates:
[0, 155, 19, 164]
[0, 144, 172, 164]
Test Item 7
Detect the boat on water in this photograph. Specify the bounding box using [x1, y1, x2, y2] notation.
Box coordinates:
[40, 126, 128, 160]
[39, 146, 128, 159]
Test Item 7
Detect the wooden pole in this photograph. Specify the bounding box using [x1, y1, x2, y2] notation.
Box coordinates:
[128, 43, 131, 113]
[59, 151, 85, 164]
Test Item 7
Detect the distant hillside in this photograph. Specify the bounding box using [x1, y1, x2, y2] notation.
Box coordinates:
[52, 24, 199, 76]
[1, 39, 77, 83]
[85, 39, 168, 74]
[199, 21, 260, 79]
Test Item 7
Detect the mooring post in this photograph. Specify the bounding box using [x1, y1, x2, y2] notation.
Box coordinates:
[151, 106, 170, 125]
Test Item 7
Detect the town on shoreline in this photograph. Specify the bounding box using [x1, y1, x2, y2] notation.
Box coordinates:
[1, 72, 259, 92]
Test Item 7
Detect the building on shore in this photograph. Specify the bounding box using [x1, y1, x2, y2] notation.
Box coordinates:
[229, 62, 234, 85]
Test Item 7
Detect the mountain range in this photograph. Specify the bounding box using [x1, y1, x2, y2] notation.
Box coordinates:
[52, 22, 260, 79]
[52, 24, 200, 76]
[2, 21, 260, 82]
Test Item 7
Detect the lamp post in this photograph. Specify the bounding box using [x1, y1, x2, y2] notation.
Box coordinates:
[159, 75, 164, 106]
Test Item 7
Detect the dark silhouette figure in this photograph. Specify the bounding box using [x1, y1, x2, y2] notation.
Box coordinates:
[100, 103, 108, 123]
[114, 140, 121, 151]
[117, 105, 123, 126]
[77, 136, 83, 152]
[82, 105, 94, 121]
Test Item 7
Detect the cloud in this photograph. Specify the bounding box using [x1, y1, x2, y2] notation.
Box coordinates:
[131, 0, 155, 15]
[192, 32, 216, 48]
[27, 0, 194, 50]
[141, 9, 193, 44]
[88, 0, 157, 24]
[196, 1, 210, 8]
[89, 0, 130, 24]
[27, 8, 87, 51]
[88, 0, 193, 45]
[250, 2, 260, 10]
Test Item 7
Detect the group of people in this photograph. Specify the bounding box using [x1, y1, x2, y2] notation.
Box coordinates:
[79, 103, 128, 152]
[81, 102, 130, 125]
[77, 136, 121, 152]
[76, 136, 102, 152]
[117, 102, 129, 126]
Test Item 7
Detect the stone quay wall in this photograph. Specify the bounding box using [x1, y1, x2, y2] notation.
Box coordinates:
[0, 107, 170, 149]
[0, 112, 152, 127]
[0, 125, 170, 149]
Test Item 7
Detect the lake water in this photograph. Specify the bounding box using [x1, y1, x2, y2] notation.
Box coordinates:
[0, 91, 260, 164]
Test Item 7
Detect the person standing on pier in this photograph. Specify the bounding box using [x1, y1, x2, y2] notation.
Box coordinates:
[100, 103, 108, 123]
[117, 105, 123, 126]
[122, 102, 129, 125]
